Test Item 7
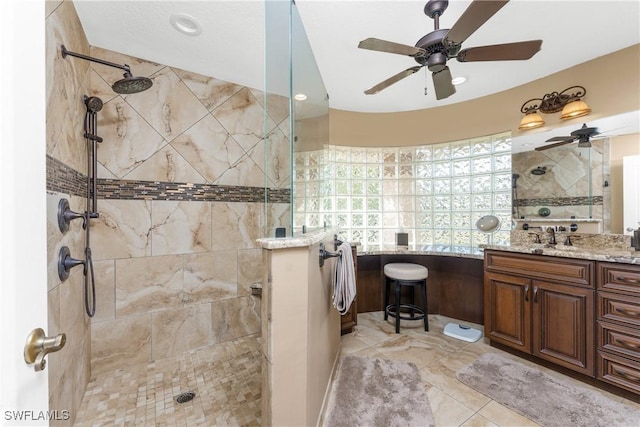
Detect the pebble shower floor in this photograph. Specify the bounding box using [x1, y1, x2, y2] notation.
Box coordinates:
[74, 335, 261, 426]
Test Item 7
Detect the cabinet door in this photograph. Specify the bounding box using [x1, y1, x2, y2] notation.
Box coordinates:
[484, 272, 531, 352]
[532, 280, 595, 377]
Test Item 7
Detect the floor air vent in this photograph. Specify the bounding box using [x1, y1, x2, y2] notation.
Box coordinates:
[174, 391, 196, 404]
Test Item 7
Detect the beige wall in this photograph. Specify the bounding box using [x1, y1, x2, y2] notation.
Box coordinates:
[330, 44, 640, 147]
[262, 238, 341, 427]
[610, 133, 640, 233]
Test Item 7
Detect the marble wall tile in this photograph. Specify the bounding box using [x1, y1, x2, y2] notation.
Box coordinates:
[211, 296, 261, 343]
[213, 151, 269, 187]
[268, 202, 291, 234]
[91, 314, 152, 376]
[124, 144, 206, 183]
[173, 67, 244, 111]
[183, 251, 238, 303]
[46, 2, 92, 422]
[237, 248, 264, 296]
[96, 97, 166, 178]
[124, 67, 209, 142]
[47, 284, 63, 395]
[151, 200, 212, 255]
[115, 255, 183, 316]
[212, 87, 275, 152]
[45, 0, 64, 19]
[249, 88, 289, 126]
[151, 304, 213, 359]
[91, 260, 115, 323]
[46, 0, 90, 175]
[48, 359, 75, 427]
[171, 115, 246, 183]
[211, 202, 263, 250]
[252, 127, 291, 188]
[59, 271, 89, 369]
[88, 68, 117, 104]
[91, 199, 152, 260]
[47, 192, 85, 291]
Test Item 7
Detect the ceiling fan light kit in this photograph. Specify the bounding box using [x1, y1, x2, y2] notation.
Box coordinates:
[358, 0, 542, 100]
[519, 85, 591, 130]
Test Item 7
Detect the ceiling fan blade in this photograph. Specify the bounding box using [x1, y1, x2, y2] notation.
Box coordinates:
[457, 40, 542, 62]
[443, 0, 509, 46]
[535, 141, 573, 151]
[545, 136, 574, 143]
[364, 66, 423, 95]
[358, 38, 425, 57]
[432, 66, 456, 100]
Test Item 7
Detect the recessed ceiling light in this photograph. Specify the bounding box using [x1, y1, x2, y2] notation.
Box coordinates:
[294, 93, 307, 101]
[170, 13, 202, 36]
[452, 76, 467, 85]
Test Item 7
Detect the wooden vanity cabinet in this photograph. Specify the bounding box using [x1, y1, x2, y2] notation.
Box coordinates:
[484, 250, 595, 377]
[596, 262, 640, 394]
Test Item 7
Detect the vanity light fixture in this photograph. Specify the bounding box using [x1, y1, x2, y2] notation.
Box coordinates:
[518, 85, 591, 130]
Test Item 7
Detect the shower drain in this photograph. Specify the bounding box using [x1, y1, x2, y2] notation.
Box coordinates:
[174, 391, 196, 404]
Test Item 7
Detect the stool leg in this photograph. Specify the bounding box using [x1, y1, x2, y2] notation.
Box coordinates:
[409, 285, 415, 318]
[395, 281, 401, 333]
[384, 277, 390, 320]
[421, 280, 429, 331]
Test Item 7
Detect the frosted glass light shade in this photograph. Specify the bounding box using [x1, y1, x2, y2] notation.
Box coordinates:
[518, 111, 545, 130]
[560, 99, 591, 120]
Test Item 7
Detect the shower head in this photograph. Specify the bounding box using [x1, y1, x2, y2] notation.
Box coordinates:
[61, 45, 153, 94]
[112, 71, 153, 94]
[84, 96, 103, 113]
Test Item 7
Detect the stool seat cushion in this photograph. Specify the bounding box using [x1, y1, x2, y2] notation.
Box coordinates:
[384, 263, 428, 281]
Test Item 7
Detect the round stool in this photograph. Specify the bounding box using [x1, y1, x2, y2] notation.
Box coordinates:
[384, 263, 429, 334]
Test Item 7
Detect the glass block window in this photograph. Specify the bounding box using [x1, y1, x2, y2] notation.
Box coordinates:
[295, 131, 512, 251]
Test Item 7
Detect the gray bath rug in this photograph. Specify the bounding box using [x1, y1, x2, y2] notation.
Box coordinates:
[456, 353, 640, 427]
[323, 355, 435, 427]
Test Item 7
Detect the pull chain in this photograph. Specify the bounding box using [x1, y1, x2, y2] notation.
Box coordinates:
[424, 67, 428, 96]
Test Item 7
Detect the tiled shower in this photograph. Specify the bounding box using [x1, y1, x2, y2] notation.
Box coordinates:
[46, 1, 289, 424]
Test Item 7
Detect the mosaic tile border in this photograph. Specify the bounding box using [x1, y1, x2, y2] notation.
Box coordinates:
[46, 155, 291, 203]
[515, 196, 603, 207]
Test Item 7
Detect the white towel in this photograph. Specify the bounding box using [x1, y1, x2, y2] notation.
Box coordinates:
[332, 242, 356, 315]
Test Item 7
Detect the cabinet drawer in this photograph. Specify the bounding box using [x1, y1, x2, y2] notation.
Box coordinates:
[598, 321, 640, 359]
[484, 250, 593, 287]
[598, 263, 640, 296]
[598, 292, 640, 327]
[597, 351, 640, 394]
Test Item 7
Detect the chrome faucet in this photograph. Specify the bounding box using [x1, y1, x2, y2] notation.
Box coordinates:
[546, 227, 557, 245]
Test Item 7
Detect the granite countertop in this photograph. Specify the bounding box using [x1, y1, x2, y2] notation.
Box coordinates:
[356, 244, 484, 260]
[482, 244, 640, 265]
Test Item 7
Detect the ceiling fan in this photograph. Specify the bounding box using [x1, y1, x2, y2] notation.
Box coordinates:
[358, 0, 542, 100]
[535, 124, 600, 151]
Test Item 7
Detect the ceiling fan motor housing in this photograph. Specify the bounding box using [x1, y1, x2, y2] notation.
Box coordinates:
[414, 29, 461, 71]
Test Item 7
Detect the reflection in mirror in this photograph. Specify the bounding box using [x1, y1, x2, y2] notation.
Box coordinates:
[512, 139, 608, 231]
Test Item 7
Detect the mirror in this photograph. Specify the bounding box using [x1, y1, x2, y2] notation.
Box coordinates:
[511, 111, 640, 235]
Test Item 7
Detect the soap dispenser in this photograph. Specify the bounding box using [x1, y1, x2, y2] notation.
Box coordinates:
[630, 223, 640, 251]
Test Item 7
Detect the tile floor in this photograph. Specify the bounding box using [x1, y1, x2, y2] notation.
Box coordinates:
[74, 312, 640, 426]
[339, 312, 640, 427]
[73, 335, 262, 427]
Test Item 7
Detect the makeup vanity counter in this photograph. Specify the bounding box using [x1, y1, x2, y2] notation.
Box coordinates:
[354, 245, 486, 324]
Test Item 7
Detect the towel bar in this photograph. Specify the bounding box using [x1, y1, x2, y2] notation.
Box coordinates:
[319, 242, 341, 267]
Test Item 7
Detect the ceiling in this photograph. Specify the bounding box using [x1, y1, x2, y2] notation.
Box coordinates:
[74, 1, 640, 113]
[73, 1, 639, 146]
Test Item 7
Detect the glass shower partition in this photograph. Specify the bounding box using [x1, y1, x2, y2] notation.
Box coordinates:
[264, 0, 330, 238]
